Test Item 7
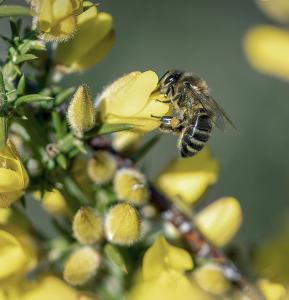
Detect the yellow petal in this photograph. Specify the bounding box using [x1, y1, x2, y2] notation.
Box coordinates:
[100, 71, 159, 117]
[256, 0, 289, 24]
[143, 235, 193, 280]
[244, 26, 289, 81]
[22, 276, 77, 300]
[55, 7, 114, 71]
[98, 71, 170, 133]
[129, 270, 212, 300]
[257, 278, 287, 300]
[195, 197, 242, 247]
[0, 169, 23, 193]
[0, 191, 23, 209]
[0, 230, 28, 281]
[156, 147, 219, 204]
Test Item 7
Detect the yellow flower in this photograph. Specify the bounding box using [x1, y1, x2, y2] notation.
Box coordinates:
[156, 147, 219, 205]
[63, 247, 100, 286]
[55, 5, 114, 72]
[142, 235, 193, 279]
[67, 84, 96, 136]
[0, 275, 98, 300]
[31, 0, 83, 41]
[128, 236, 214, 300]
[244, 25, 289, 81]
[195, 197, 242, 247]
[0, 225, 37, 286]
[104, 203, 141, 246]
[0, 139, 29, 208]
[257, 278, 287, 300]
[33, 189, 70, 217]
[98, 71, 171, 133]
[256, 0, 289, 24]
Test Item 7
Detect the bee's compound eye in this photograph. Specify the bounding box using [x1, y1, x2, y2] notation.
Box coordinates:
[164, 71, 181, 85]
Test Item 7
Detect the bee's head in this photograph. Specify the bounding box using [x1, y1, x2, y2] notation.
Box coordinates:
[158, 70, 182, 96]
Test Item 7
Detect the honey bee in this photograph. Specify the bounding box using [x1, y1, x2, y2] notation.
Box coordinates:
[155, 70, 234, 157]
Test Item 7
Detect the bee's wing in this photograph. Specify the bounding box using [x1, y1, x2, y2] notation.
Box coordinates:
[191, 90, 236, 130]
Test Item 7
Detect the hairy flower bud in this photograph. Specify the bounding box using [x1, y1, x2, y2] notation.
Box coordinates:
[105, 203, 141, 246]
[87, 151, 117, 185]
[34, 189, 70, 216]
[72, 207, 103, 245]
[67, 85, 96, 136]
[193, 264, 230, 295]
[195, 197, 242, 247]
[113, 168, 149, 206]
[0, 139, 29, 208]
[112, 131, 141, 154]
[63, 247, 100, 286]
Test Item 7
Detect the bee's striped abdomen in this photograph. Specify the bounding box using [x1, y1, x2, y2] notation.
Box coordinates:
[179, 113, 212, 157]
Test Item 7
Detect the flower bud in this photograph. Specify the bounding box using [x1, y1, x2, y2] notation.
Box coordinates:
[63, 247, 100, 286]
[72, 207, 103, 245]
[0, 139, 29, 208]
[67, 84, 96, 136]
[105, 203, 141, 246]
[193, 264, 230, 296]
[34, 189, 70, 216]
[31, 0, 83, 41]
[113, 168, 149, 206]
[87, 151, 117, 185]
[256, 0, 289, 24]
[195, 197, 242, 247]
[55, 6, 114, 72]
[112, 131, 142, 154]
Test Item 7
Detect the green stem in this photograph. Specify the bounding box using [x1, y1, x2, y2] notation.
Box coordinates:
[0, 70, 8, 149]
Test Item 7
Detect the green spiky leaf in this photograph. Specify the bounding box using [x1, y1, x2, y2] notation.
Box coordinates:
[15, 94, 53, 106]
[0, 5, 32, 17]
[104, 244, 128, 273]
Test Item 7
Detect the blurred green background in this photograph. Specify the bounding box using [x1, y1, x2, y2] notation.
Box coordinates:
[1, 0, 289, 244]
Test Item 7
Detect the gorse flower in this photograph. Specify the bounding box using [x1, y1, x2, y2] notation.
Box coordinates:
[55, 5, 114, 72]
[0, 224, 37, 286]
[244, 25, 289, 81]
[156, 147, 219, 205]
[31, 0, 84, 41]
[98, 71, 171, 133]
[195, 197, 242, 247]
[0, 140, 29, 208]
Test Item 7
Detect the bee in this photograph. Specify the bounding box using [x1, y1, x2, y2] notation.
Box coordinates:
[156, 70, 234, 157]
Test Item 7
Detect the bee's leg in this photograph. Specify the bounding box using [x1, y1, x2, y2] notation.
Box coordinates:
[159, 115, 184, 133]
[150, 114, 162, 119]
[154, 99, 171, 104]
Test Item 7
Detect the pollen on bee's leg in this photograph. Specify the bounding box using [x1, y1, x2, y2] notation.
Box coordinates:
[171, 117, 181, 129]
